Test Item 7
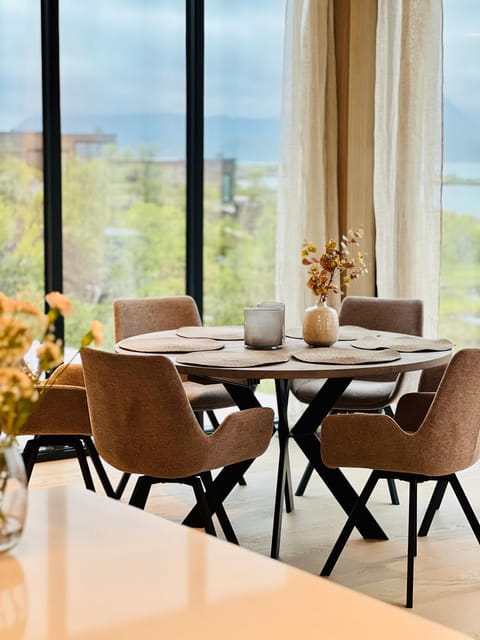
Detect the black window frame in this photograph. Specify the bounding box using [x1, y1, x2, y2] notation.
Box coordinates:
[41, 0, 205, 340]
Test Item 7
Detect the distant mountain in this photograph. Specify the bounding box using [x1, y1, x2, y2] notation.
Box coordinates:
[444, 98, 480, 162]
[14, 100, 480, 164]
[14, 113, 280, 164]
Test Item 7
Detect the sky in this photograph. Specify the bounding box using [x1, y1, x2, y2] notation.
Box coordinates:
[0, 0, 286, 131]
[0, 0, 479, 132]
[443, 0, 480, 113]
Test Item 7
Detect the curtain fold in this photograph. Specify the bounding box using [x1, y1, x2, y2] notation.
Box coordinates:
[277, 0, 443, 333]
[276, 0, 339, 328]
[374, 0, 443, 338]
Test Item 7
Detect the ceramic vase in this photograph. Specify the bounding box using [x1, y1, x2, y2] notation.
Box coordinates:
[0, 438, 28, 553]
[302, 299, 339, 347]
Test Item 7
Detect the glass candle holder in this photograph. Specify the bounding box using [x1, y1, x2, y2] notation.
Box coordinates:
[257, 302, 285, 343]
[244, 306, 284, 350]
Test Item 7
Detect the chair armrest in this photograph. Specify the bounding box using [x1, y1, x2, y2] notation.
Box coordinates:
[320, 412, 424, 474]
[207, 407, 274, 468]
[22, 385, 91, 436]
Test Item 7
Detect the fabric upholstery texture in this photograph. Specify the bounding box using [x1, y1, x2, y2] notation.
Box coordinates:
[113, 295, 236, 412]
[321, 349, 480, 477]
[81, 348, 274, 479]
[114, 295, 202, 340]
[22, 364, 91, 436]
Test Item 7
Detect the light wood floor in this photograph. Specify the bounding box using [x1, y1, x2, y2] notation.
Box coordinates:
[28, 433, 480, 638]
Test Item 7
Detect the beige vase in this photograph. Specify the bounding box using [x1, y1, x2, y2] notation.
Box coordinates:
[302, 300, 339, 347]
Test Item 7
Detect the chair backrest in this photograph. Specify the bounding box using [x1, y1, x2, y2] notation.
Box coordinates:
[416, 349, 480, 475]
[339, 296, 423, 336]
[339, 296, 423, 385]
[81, 348, 211, 478]
[113, 295, 202, 342]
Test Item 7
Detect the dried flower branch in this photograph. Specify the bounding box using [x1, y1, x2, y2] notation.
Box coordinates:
[301, 228, 368, 302]
[0, 292, 103, 444]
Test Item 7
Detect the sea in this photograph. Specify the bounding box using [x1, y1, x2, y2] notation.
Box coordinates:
[242, 161, 480, 218]
[443, 162, 480, 217]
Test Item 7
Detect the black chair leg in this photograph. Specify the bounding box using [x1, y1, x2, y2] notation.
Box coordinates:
[201, 471, 239, 544]
[206, 411, 219, 429]
[191, 477, 217, 537]
[418, 478, 449, 537]
[129, 476, 154, 509]
[387, 478, 400, 505]
[114, 472, 132, 499]
[449, 474, 480, 543]
[320, 471, 380, 576]
[406, 479, 417, 608]
[295, 461, 314, 496]
[22, 438, 41, 481]
[82, 437, 116, 498]
[68, 438, 96, 492]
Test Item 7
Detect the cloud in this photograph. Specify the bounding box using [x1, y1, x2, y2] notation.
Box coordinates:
[0, 0, 285, 129]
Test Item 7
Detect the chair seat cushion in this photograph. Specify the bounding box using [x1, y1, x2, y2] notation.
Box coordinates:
[183, 381, 236, 411]
[291, 378, 397, 410]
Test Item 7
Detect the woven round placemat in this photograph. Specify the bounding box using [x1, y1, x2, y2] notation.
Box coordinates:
[351, 336, 454, 352]
[176, 325, 244, 340]
[176, 349, 290, 368]
[292, 347, 401, 365]
[285, 325, 378, 341]
[117, 336, 224, 354]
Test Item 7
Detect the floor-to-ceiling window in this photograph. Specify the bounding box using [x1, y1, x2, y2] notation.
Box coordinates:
[59, 0, 186, 350]
[0, 1, 286, 349]
[0, 1, 44, 302]
[441, 0, 480, 347]
[203, 0, 285, 325]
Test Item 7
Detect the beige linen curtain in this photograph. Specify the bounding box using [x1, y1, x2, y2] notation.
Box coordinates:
[374, 0, 443, 338]
[276, 0, 377, 328]
[276, 0, 339, 328]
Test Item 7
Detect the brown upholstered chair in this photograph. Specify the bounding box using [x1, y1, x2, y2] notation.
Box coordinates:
[319, 349, 480, 608]
[417, 362, 448, 392]
[81, 348, 274, 542]
[113, 295, 242, 496]
[293, 296, 424, 503]
[21, 364, 116, 497]
[113, 296, 237, 422]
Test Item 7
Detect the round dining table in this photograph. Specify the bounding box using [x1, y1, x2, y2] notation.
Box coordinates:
[115, 328, 452, 559]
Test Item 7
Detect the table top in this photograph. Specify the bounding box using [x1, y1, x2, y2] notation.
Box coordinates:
[115, 330, 452, 381]
[0, 486, 468, 640]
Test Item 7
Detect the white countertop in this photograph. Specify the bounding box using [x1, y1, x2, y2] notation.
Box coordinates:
[0, 486, 469, 639]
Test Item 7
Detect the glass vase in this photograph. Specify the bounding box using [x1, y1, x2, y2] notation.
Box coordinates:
[302, 299, 339, 347]
[0, 439, 28, 553]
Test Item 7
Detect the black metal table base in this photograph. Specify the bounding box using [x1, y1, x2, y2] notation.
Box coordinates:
[183, 375, 388, 558]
